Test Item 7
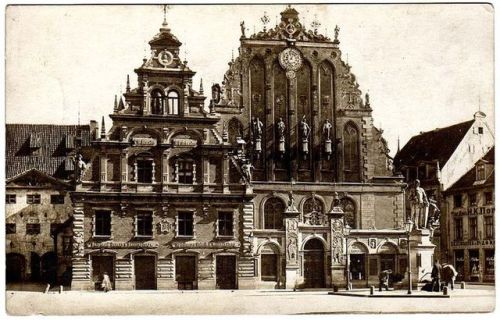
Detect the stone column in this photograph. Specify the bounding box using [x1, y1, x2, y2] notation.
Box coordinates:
[284, 192, 300, 289]
[327, 196, 346, 289]
[120, 150, 128, 192]
[71, 203, 91, 290]
[162, 150, 170, 192]
[222, 152, 229, 194]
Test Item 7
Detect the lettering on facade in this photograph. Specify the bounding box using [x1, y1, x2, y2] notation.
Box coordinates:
[132, 137, 157, 146]
[172, 138, 197, 147]
[170, 242, 240, 249]
[452, 206, 495, 216]
[86, 241, 159, 249]
[451, 239, 495, 247]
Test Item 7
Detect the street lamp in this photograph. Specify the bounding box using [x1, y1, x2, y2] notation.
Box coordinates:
[404, 219, 414, 294]
[344, 223, 352, 291]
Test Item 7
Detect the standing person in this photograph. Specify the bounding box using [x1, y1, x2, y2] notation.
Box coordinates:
[431, 261, 442, 292]
[101, 272, 112, 292]
[378, 269, 392, 291]
[442, 263, 458, 290]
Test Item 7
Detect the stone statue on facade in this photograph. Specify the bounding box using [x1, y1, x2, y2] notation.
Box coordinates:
[285, 191, 299, 213]
[240, 21, 246, 38]
[241, 160, 255, 183]
[74, 153, 87, 182]
[409, 179, 430, 229]
[300, 115, 311, 156]
[252, 117, 264, 140]
[323, 119, 333, 159]
[277, 117, 285, 140]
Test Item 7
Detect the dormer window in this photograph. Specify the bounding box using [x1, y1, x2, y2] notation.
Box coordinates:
[167, 90, 179, 115]
[476, 164, 486, 181]
[478, 127, 484, 134]
[151, 89, 164, 115]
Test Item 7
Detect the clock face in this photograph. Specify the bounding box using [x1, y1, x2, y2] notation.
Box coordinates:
[158, 50, 174, 67]
[279, 48, 303, 72]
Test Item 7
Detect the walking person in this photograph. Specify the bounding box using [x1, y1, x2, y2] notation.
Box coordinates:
[431, 261, 442, 292]
[442, 263, 458, 290]
[378, 269, 392, 291]
[101, 272, 112, 292]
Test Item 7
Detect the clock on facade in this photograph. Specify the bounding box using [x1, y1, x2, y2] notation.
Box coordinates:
[157, 50, 174, 67]
[278, 47, 303, 72]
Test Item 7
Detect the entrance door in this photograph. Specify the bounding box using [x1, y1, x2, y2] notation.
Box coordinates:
[216, 255, 237, 289]
[6, 253, 25, 283]
[134, 255, 156, 290]
[176, 256, 197, 290]
[41, 252, 58, 285]
[30, 252, 41, 282]
[92, 255, 114, 290]
[303, 239, 325, 288]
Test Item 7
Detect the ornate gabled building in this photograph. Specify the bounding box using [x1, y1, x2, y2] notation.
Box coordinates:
[69, 6, 435, 291]
[70, 17, 252, 291]
[211, 6, 433, 289]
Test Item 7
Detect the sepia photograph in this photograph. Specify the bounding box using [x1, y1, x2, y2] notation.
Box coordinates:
[2, 1, 496, 315]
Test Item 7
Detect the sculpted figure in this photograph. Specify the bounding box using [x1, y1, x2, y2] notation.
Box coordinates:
[300, 115, 311, 140]
[277, 117, 286, 140]
[323, 119, 332, 140]
[409, 179, 430, 229]
[240, 21, 246, 38]
[74, 153, 87, 182]
[241, 161, 255, 183]
[252, 117, 264, 140]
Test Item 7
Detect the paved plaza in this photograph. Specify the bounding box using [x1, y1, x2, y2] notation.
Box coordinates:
[5, 285, 496, 315]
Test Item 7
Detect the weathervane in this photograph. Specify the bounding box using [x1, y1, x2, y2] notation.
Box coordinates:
[311, 14, 321, 34]
[261, 11, 270, 32]
[161, 4, 171, 29]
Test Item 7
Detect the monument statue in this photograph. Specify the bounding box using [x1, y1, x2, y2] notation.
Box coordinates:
[300, 115, 311, 140]
[322, 119, 332, 140]
[409, 179, 430, 229]
[252, 117, 264, 140]
[241, 161, 255, 183]
[277, 117, 286, 140]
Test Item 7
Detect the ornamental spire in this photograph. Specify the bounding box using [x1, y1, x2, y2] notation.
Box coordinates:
[160, 4, 170, 31]
[126, 74, 130, 93]
[260, 11, 270, 32]
[100, 116, 106, 139]
[199, 78, 204, 95]
[113, 95, 118, 112]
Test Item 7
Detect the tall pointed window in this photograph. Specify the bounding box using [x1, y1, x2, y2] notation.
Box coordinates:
[151, 89, 164, 115]
[167, 90, 179, 115]
[343, 123, 360, 182]
[264, 197, 284, 230]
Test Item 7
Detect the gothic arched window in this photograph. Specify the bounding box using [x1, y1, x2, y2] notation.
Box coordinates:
[151, 89, 164, 115]
[303, 197, 325, 225]
[343, 123, 360, 182]
[167, 90, 179, 115]
[341, 198, 356, 228]
[264, 197, 284, 230]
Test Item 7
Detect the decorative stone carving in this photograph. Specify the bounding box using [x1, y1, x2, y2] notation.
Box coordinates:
[276, 117, 286, 155]
[74, 153, 87, 183]
[241, 160, 255, 184]
[73, 230, 84, 257]
[299, 116, 311, 156]
[157, 217, 173, 234]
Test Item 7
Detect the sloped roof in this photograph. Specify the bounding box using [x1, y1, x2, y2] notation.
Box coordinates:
[447, 147, 495, 191]
[394, 120, 474, 167]
[5, 124, 90, 180]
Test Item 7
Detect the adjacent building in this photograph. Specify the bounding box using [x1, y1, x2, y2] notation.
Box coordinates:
[5, 124, 93, 285]
[394, 112, 494, 261]
[443, 148, 494, 283]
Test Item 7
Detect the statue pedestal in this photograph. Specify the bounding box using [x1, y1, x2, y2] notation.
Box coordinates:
[411, 228, 435, 283]
[285, 267, 299, 290]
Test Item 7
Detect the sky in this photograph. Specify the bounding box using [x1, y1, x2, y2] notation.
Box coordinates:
[5, 3, 494, 157]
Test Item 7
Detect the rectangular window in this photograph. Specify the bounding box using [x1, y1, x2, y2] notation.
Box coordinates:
[27, 194, 41, 204]
[62, 236, 72, 256]
[484, 216, 494, 239]
[6, 223, 16, 234]
[477, 165, 486, 181]
[468, 217, 478, 240]
[453, 194, 462, 208]
[484, 191, 493, 205]
[95, 210, 112, 236]
[26, 223, 41, 235]
[468, 193, 477, 207]
[5, 194, 16, 204]
[178, 160, 194, 184]
[218, 212, 234, 237]
[178, 211, 194, 237]
[261, 254, 278, 281]
[50, 194, 65, 204]
[136, 212, 153, 237]
[137, 159, 153, 183]
[50, 223, 63, 235]
[484, 249, 495, 278]
[454, 218, 463, 240]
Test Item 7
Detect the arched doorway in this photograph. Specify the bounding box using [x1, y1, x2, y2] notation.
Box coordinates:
[6, 253, 26, 283]
[303, 238, 325, 288]
[41, 252, 58, 285]
[30, 252, 41, 282]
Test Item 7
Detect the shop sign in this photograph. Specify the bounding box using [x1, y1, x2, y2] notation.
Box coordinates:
[172, 138, 197, 147]
[170, 241, 240, 249]
[451, 239, 495, 247]
[86, 241, 159, 249]
[453, 206, 495, 216]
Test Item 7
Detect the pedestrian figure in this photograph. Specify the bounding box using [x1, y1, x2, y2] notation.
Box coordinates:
[378, 269, 392, 291]
[431, 261, 442, 292]
[101, 272, 112, 292]
[442, 263, 458, 290]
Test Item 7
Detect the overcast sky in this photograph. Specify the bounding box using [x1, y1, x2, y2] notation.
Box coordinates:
[5, 4, 494, 156]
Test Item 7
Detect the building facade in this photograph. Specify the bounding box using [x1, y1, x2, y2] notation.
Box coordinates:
[69, 7, 435, 291]
[443, 148, 494, 283]
[394, 112, 494, 262]
[5, 124, 92, 285]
